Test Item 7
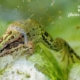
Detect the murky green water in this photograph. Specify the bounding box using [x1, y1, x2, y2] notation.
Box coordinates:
[0, 0, 80, 80]
[0, 0, 80, 40]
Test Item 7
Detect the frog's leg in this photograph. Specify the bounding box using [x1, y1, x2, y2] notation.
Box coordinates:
[67, 45, 80, 63]
[61, 46, 76, 64]
[61, 50, 75, 66]
[52, 37, 79, 64]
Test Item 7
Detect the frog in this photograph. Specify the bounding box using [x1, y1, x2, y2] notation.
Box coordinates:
[0, 19, 80, 71]
[52, 38, 80, 64]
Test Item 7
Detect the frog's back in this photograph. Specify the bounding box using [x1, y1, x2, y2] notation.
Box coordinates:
[7, 19, 42, 33]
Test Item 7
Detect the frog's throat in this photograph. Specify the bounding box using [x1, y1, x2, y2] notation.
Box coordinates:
[0, 33, 25, 57]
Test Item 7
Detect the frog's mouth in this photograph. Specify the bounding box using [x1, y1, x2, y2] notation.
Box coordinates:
[0, 33, 25, 57]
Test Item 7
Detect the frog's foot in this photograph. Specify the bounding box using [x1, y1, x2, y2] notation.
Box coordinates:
[25, 41, 35, 54]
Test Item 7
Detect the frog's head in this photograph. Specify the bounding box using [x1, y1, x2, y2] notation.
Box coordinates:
[0, 19, 43, 50]
[9, 19, 43, 42]
[0, 20, 26, 49]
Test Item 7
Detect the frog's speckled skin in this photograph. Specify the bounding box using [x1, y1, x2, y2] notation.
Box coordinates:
[0, 19, 80, 63]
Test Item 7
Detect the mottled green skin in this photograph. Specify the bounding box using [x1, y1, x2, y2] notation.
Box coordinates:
[0, 19, 80, 63]
[5, 19, 54, 49]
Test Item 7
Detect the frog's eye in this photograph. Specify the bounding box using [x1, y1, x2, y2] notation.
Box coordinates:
[20, 33, 24, 38]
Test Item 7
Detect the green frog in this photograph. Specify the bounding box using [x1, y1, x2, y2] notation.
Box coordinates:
[0, 19, 80, 71]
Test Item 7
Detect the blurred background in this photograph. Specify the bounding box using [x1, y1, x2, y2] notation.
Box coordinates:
[0, 0, 80, 41]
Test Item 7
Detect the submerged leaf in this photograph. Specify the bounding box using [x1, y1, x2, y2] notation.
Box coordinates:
[28, 43, 64, 80]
